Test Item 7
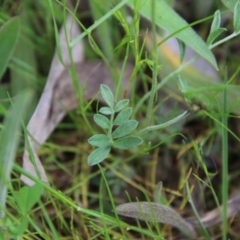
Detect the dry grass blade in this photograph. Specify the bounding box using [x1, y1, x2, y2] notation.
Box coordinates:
[21, 12, 84, 186]
[187, 192, 240, 228]
[116, 202, 197, 238]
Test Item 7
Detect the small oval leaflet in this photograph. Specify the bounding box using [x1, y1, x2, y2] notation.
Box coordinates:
[87, 146, 111, 166]
[113, 136, 142, 149]
[88, 134, 110, 147]
[112, 120, 138, 139]
[99, 107, 114, 115]
[113, 108, 132, 126]
[100, 84, 114, 109]
[114, 99, 129, 112]
[94, 114, 110, 129]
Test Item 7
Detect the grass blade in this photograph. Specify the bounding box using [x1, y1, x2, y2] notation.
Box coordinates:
[221, 70, 228, 240]
[0, 90, 33, 217]
[127, 0, 218, 69]
[0, 17, 20, 78]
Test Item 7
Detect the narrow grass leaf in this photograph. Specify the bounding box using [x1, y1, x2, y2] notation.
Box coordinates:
[221, 70, 229, 239]
[178, 74, 189, 94]
[0, 17, 20, 78]
[186, 182, 211, 238]
[153, 182, 163, 203]
[113, 108, 132, 125]
[234, 0, 240, 33]
[138, 111, 189, 134]
[116, 202, 196, 238]
[94, 114, 110, 129]
[177, 39, 186, 63]
[99, 107, 114, 115]
[221, 0, 238, 11]
[87, 146, 111, 166]
[0, 90, 32, 217]
[70, 0, 129, 47]
[207, 28, 227, 45]
[113, 136, 142, 149]
[210, 10, 221, 33]
[114, 99, 129, 112]
[100, 84, 114, 108]
[127, 0, 218, 69]
[112, 120, 138, 138]
[89, 0, 113, 60]
[88, 134, 110, 147]
[178, 75, 207, 110]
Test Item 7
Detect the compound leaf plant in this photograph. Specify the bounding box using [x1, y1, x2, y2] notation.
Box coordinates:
[87, 84, 143, 166]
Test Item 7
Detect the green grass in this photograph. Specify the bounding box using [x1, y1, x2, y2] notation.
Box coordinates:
[1, 0, 240, 239]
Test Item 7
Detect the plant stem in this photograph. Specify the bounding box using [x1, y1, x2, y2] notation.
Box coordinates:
[108, 112, 115, 143]
[70, 0, 129, 47]
[146, 0, 158, 125]
[210, 32, 239, 49]
[138, 110, 189, 135]
[221, 70, 228, 240]
[186, 182, 211, 239]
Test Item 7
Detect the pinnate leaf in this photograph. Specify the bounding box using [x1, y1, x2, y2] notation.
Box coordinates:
[94, 114, 110, 129]
[112, 120, 138, 138]
[100, 84, 114, 108]
[113, 108, 132, 125]
[88, 134, 110, 147]
[87, 146, 111, 166]
[113, 136, 142, 149]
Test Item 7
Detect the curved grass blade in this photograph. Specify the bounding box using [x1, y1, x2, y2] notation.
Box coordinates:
[0, 17, 20, 78]
[0, 90, 33, 217]
[127, 0, 218, 69]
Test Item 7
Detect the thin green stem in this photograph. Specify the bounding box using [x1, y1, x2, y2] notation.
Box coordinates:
[186, 182, 211, 239]
[13, 164, 119, 223]
[146, 0, 158, 125]
[39, 199, 59, 240]
[138, 110, 189, 135]
[115, 43, 130, 100]
[133, 55, 199, 115]
[210, 32, 239, 49]
[108, 112, 115, 143]
[70, 0, 129, 47]
[221, 70, 228, 240]
[202, 110, 240, 142]
[98, 165, 126, 237]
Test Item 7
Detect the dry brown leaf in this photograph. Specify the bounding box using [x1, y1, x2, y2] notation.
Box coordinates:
[21, 12, 84, 186]
[117, 185, 240, 237]
[187, 192, 240, 228]
[116, 202, 197, 238]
